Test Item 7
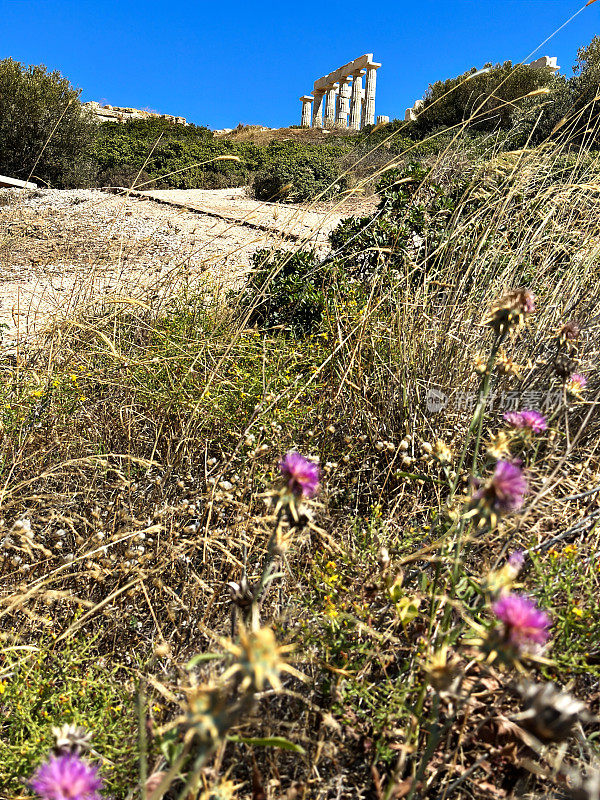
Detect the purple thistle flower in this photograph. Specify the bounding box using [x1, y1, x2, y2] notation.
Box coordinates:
[473, 460, 528, 514]
[492, 592, 551, 649]
[30, 753, 103, 800]
[522, 291, 536, 314]
[504, 409, 547, 433]
[279, 451, 319, 498]
[568, 373, 587, 391]
[507, 550, 525, 571]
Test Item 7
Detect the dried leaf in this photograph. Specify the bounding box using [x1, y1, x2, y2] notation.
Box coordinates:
[390, 779, 417, 798]
[494, 715, 539, 749]
[252, 760, 266, 800]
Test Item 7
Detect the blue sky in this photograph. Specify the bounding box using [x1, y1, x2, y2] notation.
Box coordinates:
[2, 1, 599, 129]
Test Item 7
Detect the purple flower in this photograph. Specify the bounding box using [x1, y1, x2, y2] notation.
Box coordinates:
[522, 291, 536, 314]
[30, 754, 103, 800]
[473, 460, 528, 514]
[279, 452, 319, 498]
[567, 373, 587, 394]
[504, 409, 547, 433]
[492, 592, 551, 648]
[508, 550, 525, 571]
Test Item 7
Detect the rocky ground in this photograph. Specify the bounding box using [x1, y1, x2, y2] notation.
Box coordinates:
[0, 187, 375, 344]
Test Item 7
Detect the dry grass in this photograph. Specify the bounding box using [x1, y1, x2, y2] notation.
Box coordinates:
[215, 125, 357, 145]
[2, 98, 600, 800]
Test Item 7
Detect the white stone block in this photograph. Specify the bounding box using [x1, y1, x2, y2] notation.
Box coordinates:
[0, 175, 37, 189]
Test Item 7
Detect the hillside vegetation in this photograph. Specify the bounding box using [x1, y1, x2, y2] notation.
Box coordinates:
[4, 37, 600, 201]
[2, 34, 600, 800]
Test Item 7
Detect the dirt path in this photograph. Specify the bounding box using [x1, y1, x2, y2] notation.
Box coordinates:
[133, 187, 367, 242]
[0, 187, 374, 344]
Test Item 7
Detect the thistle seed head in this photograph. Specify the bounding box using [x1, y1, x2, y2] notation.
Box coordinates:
[514, 680, 596, 742]
[482, 289, 535, 336]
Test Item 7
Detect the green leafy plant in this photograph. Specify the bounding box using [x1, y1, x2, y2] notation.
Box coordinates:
[0, 58, 97, 187]
[238, 247, 327, 335]
[252, 140, 348, 202]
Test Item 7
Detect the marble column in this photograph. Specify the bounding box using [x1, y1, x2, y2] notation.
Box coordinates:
[336, 76, 352, 128]
[324, 83, 339, 128]
[363, 62, 381, 127]
[300, 95, 313, 127]
[349, 71, 364, 131]
[312, 89, 325, 128]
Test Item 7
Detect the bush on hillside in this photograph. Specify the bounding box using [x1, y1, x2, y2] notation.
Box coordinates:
[328, 162, 463, 287]
[552, 36, 600, 147]
[572, 35, 600, 111]
[251, 141, 348, 202]
[237, 164, 466, 343]
[238, 248, 326, 335]
[93, 118, 261, 188]
[411, 61, 555, 135]
[0, 58, 97, 187]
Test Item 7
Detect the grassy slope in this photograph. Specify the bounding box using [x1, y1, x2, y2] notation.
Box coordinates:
[2, 114, 600, 799]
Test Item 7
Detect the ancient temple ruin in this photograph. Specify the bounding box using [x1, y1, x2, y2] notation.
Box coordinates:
[300, 54, 387, 130]
[83, 101, 186, 125]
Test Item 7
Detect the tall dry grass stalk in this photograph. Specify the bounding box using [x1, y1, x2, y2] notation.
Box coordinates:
[2, 55, 600, 797]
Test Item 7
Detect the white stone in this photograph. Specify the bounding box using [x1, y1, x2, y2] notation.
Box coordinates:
[349, 71, 364, 131]
[312, 89, 326, 128]
[309, 54, 382, 130]
[336, 77, 352, 127]
[0, 175, 37, 189]
[529, 55, 560, 74]
[376, 115, 389, 124]
[363, 62, 381, 127]
[324, 83, 339, 128]
[299, 95, 313, 127]
[405, 99, 424, 122]
[83, 101, 186, 125]
[313, 53, 374, 91]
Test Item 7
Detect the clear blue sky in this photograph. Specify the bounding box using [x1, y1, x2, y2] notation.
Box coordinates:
[2, 1, 599, 129]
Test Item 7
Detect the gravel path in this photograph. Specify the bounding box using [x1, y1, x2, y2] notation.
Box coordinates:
[0, 187, 373, 344]
[135, 187, 358, 243]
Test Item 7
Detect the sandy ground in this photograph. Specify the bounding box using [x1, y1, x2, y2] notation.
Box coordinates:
[0, 187, 376, 344]
[136, 187, 374, 241]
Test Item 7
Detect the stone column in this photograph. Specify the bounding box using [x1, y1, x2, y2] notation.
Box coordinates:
[299, 95, 313, 127]
[363, 62, 381, 128]
[336, 76, 352, 128]
[324, 83, 339, 128]
[312, 89, 325, 128]
[349, 70, 364, 131]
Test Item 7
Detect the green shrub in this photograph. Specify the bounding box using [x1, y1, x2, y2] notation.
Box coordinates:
[252, 141, 348, 202]
[93, 118, 260, 189]
[238, 164, 465, 340]
[239, 247, 326, 335]
[327, 163, 462, 286]
[411, 60, 555, 136]
[0, 58, 97, 187]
